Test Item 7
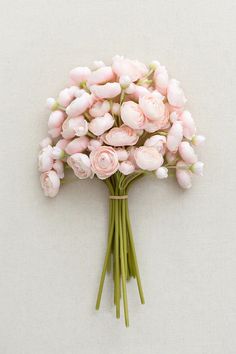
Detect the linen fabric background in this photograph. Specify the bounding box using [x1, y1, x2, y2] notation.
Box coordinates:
[0, 0, 236, 353]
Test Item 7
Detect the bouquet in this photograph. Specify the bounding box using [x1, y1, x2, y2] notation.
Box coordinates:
[38, 56, 205, 327]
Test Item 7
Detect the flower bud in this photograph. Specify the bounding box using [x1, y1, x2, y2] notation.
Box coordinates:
[155, 167, 168, 179]
[46, 98, 57, 110]
[190, 161, 204, 176]
[111, 103, 120, 115]
[52, 146, 64, 159]
[192, 135, 206, 146]
[119, 75, 131, 89]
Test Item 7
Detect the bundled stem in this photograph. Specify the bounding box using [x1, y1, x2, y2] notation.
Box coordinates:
[95, 171, 145, 327]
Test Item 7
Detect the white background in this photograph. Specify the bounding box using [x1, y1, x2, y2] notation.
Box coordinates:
[1, 0, 236, 353]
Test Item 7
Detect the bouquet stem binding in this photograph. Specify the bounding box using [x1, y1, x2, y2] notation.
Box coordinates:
[95, 171, 145, 327]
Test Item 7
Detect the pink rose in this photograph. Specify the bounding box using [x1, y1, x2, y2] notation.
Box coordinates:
[120, 101, 146, 129]
[65, 136, 89, 155]
[139, 91, 165, 121]
[89, 113, 114, 136]
[167, 79, 187, 108]
[89, 100, 110, 117]
[66, 92, 93, 117]
[90, 146, 119, 179]
[38, 146, 53, 172]
[153, 63, 169, 95]
[176, 161, 192, 189]
[134, 146, 164, 171]
[178, 141, 197, 164]
[103, 125, 139, 146]
[87, 66, 115, 86]
[112, 55, 148, 82]
[179, 111, 196, 139]
[62, 116, 88, 139]
[40, 170, 60, 197]
[90, 83, 121, 99]
[69, 66, 91, 85]
[166, 121, 183, 152]
[67, 153, 93, 179]
[119, 160, 135, 175]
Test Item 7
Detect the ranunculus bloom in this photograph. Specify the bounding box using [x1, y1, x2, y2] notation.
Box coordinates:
[176, 161, 192, 189]
[116, 148, 129, 161]
[89, 113, 114, 136]
[120, 101, 146, 129]
[90, 146, 119, 179]
[66, 92, 93, 117]
[53, 160, 64, 179]
[128, 84, 149, 101]
[134, 146, 164, 171]
[112, 55, 148, 82]
[40, 137, 52, 148]
[48, 110, 65, 129]
[67, 153, 93, 179]
[166, 121, 183, 152]
[153, 63, 169, 95]
[40, 170, 60, 197]
[69, 66, 91, 85]
[87, 138, 103, 152]
[167, 79, 187, 108]
[65, 136, 89, 155]
[62, 116, 88, 139]
[58, 88, 74, 107]
[144, 103, 170, 132]
[90, 83, 121, 99]
[139, 91, 165, 121]
[89, 100, 110, 117]
[119, 160, 135, 175]
[179, 141, 197, 164]
[180, 111, 196, 139]
[87, 66, 115, 86]
[144, 135, 166, 155]
[103, 125, 139, 147]
[38, 146, 53, 172]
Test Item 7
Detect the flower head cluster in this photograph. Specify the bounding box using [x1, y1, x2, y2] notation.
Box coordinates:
[39, 56, 205, 197]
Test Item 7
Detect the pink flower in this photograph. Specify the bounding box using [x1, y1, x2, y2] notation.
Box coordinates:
[62, 116, 88, 139]
[48, 128, 62, 138]
[65, 136, 89, 155]
[153, 63, 169, 95]
[38, 146, 53, 172]
[40, 137, 52, 148]
[139, 91, 165, 121]
[56, 139, 70, 150]
[116, 148, 129, 161]
[144, 135, 166, 155]
[40, 170, 60, 197]
[48, 110, 65, 129]
[103, 125, 139, 146]
[155, 167, 168, 179]
[66, 92, 93, 117]
[53, 160, 64, 179]
[144, 103, 170, 132]
[112, 55, 148, 82]
[90, 83, 121, 99]
[87, 138, 103, 151]
[89, 113, 114, 136]
[69, 66, 91, 85]
[166, 121, 183, 152]
[176, 161, 192, 189]
[134, 146, 164, 171]
[67, 153, 93, 179]
[89, 100, 110, 117]
[90, 146, 119, 179]
[179, 141, 197, 164]
[179, 111, 196, 139]
[58, 88, 74, 107]
[120, 101, 146, 129]
[119, 160, 135, 175]
[128, 84, 149, 101]
[87, 66, 115, 86]
[167, 79, 187, 108]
